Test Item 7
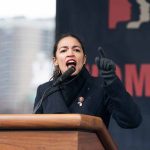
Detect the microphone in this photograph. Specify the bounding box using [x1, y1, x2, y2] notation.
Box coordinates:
[53, 66, 76, 86]
[33, 66, 76, 114]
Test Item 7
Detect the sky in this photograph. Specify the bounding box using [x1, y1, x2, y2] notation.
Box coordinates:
[0, 0, 56, 18]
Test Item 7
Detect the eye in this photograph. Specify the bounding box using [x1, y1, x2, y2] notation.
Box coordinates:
[74, 49, 81, 52]
[60, 49, 67, 53]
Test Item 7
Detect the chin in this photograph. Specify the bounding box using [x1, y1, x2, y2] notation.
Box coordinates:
[71, 72, 77, 76]
[73, 69, 81, 75]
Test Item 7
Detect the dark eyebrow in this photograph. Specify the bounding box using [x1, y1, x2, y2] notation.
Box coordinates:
[72, 45, 82, 49]
[59, 45, 81, 50]
[58, 46, 68, 50]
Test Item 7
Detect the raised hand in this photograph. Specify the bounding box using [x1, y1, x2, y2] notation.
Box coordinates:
[95, 47, 116, 85]
[95, 47, 116, 71]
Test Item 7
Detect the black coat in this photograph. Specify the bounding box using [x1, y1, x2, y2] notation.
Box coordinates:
[34, 66, 142, 128]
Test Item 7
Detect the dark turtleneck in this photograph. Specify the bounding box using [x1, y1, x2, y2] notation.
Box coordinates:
[59, 66, 91, 106]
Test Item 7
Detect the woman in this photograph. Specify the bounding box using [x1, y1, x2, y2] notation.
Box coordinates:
[33, 34, 142, 128]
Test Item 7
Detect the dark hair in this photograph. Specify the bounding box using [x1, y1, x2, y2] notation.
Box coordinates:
[51, 33, 86, 81]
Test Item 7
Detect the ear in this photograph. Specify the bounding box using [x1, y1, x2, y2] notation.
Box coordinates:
[53, 57, 58, 66]
[83, 55, 87, 64]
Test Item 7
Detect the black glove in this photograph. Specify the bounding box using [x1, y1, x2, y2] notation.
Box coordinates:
[95, 47, 116, 85]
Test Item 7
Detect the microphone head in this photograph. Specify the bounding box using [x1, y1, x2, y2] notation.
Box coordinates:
[60, 66, 76, 81]
[63, 66, 76, 78]
[68, 65, 76, 73]
[52, 66, 76, 86]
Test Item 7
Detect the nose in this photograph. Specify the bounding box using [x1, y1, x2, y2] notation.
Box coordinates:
[67, 49, 75, 57]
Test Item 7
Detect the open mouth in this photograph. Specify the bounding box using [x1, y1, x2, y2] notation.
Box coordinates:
[66, 60, 77, 68]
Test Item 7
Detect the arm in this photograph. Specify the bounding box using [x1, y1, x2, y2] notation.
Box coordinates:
[104, 77, 142, 128]
[95, 47, 142, 128]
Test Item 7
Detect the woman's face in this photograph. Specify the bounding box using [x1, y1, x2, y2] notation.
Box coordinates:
[53, 36, 86, 75]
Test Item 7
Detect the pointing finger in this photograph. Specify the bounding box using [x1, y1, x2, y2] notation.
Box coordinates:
[97, 47, 106, 58]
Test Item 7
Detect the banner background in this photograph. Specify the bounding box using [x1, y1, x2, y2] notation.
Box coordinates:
[56, 0, 150, 149]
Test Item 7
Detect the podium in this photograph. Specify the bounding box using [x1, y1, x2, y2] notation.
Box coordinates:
[0, 114, 118, 150]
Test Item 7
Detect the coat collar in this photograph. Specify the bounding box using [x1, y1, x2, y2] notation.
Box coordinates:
[59, 66, 91, 106]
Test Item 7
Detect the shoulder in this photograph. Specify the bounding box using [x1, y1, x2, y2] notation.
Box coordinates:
[37, 80, 53, 93]
[81, 66, 104, 85]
